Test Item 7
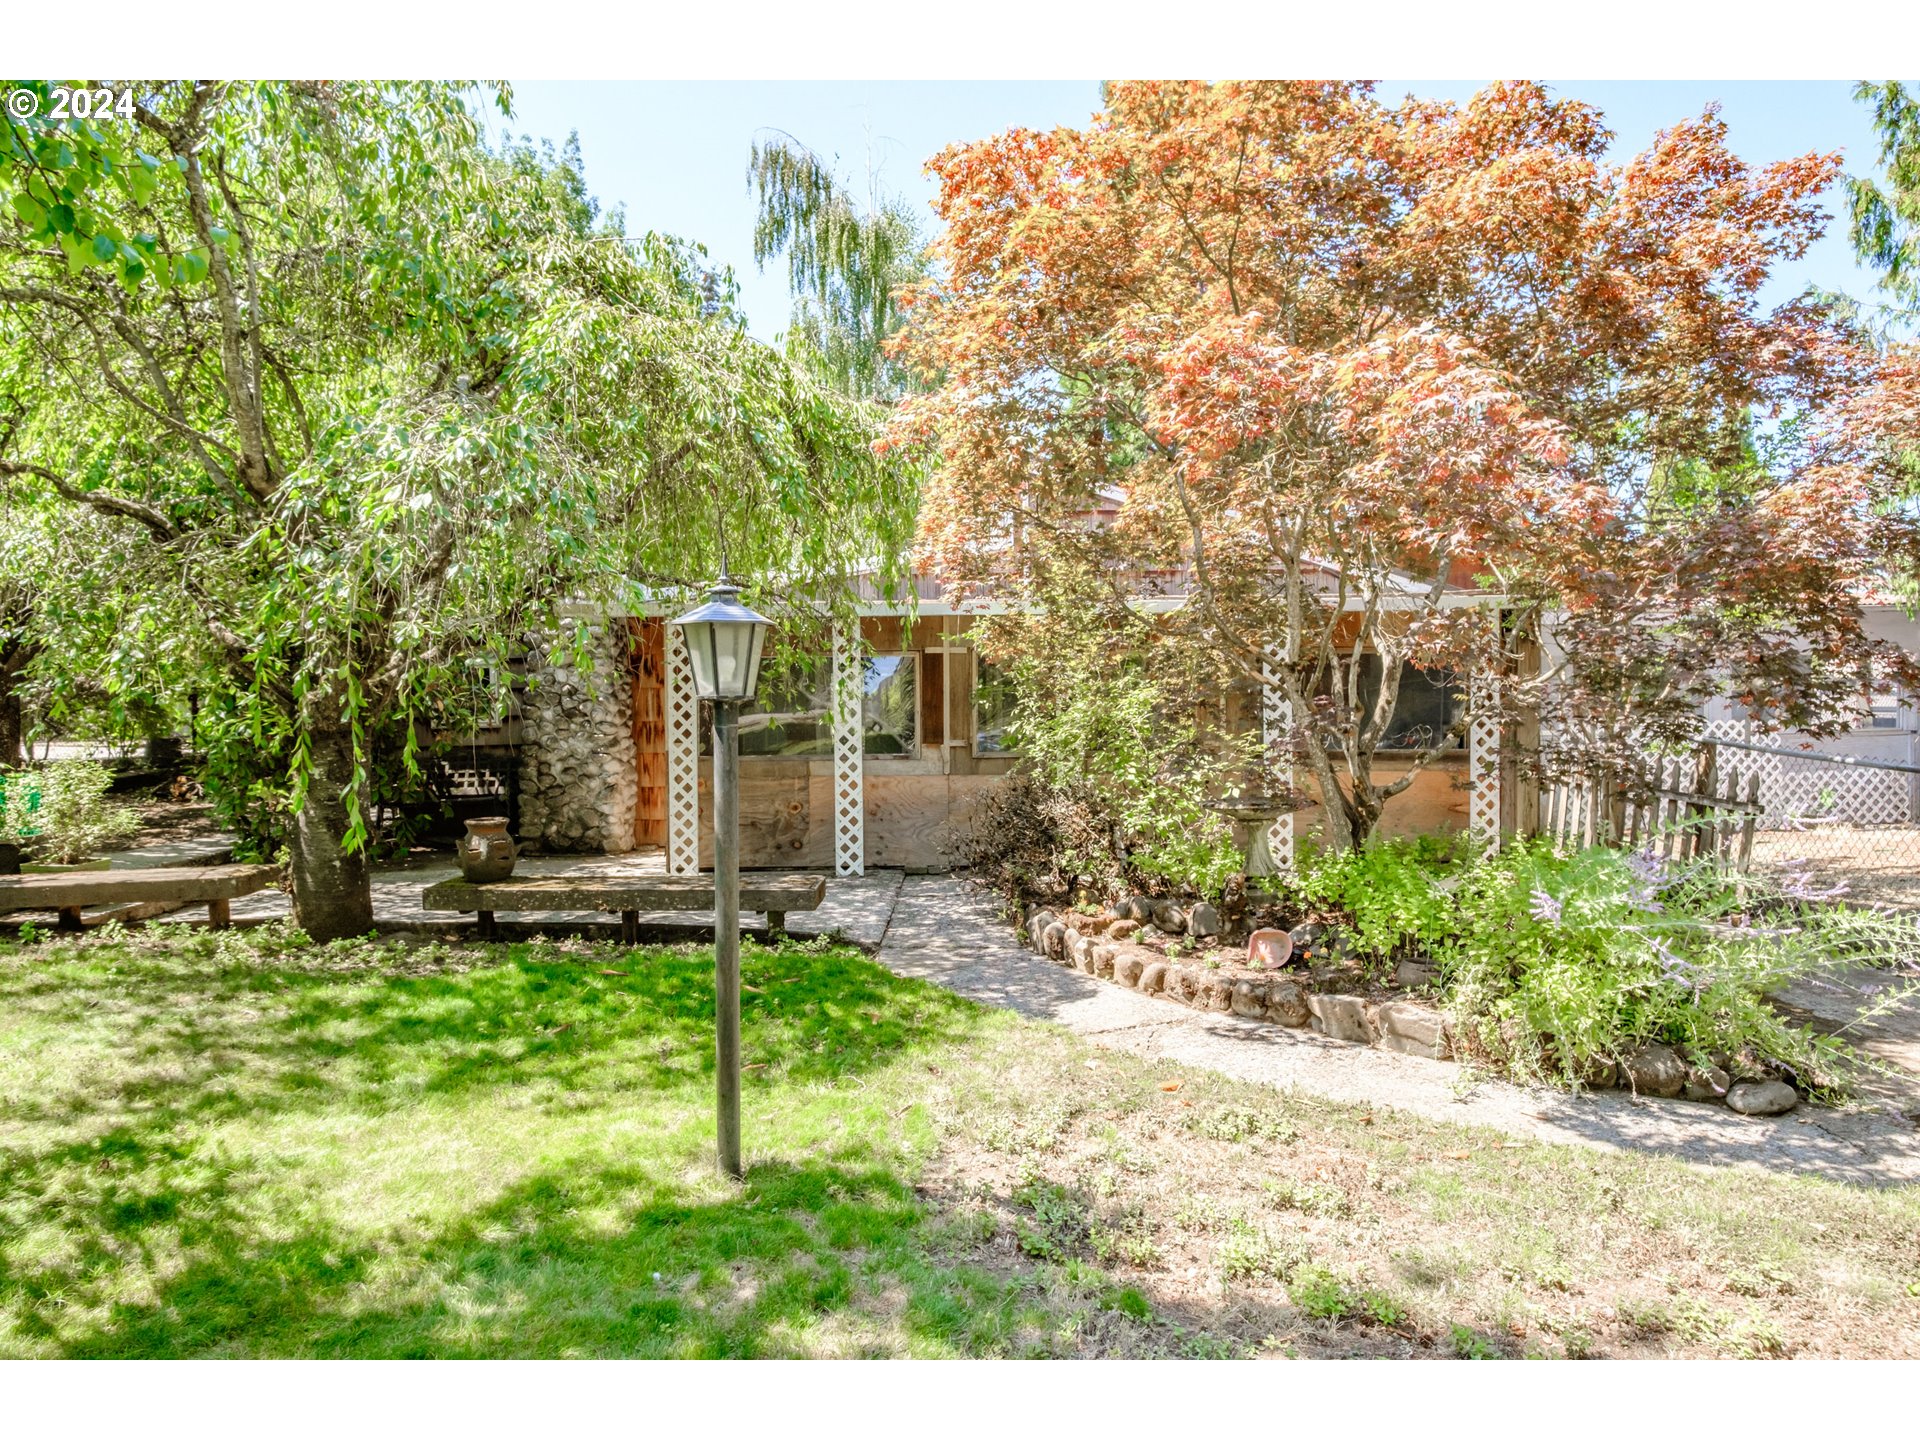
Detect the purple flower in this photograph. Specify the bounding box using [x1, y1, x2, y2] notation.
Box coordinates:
[1528, 888, 1563, 925]
[1643, 932, 1707, 995]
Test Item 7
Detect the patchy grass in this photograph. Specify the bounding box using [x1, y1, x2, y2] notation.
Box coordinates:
[2, 924, 1918, 1358]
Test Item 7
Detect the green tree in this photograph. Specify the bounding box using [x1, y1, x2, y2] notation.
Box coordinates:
[1850, 81, 1920, 317]
[2, 81, 916, 937]
[749, 134, 927, 399]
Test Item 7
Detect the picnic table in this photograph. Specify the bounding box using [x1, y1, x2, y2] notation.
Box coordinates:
[0, 862, 282, 932]
[419, 872, 829, 942]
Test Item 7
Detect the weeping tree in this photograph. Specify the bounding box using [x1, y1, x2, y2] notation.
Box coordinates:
[1, 80, 917, 937]
[748, 133, 928, 399]
[1851, 80, 1920, 318]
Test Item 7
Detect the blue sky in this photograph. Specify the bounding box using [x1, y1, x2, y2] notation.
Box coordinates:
[500, 80, 1899, 342]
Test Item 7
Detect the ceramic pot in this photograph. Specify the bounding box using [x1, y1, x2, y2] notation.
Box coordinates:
[456, 816, 518, 883]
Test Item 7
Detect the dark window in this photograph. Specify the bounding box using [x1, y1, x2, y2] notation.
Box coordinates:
[1347, 656, 1463, 751]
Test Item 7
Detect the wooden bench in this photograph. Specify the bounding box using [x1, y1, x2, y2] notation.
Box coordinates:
[0, 863, 282, 933]
[419, 873, 830, 943]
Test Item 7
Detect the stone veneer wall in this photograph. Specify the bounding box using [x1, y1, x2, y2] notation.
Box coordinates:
[516, 625, 638, 854]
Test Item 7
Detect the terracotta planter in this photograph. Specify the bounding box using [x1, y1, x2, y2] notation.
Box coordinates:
[456, 816, 518, 883]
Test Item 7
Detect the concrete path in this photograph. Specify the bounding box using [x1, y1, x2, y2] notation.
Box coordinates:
[875, 874, 1920, 1189]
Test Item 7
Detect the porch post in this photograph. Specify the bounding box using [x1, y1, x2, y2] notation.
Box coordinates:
[831, 620, 865, 877]
[665, 618, 700, 875]
[1261, 642, 1296, 873]
[1469, 616, 1503, 852]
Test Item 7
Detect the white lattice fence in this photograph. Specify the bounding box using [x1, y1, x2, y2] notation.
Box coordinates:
[665, 622, 700, 875]
[1469, 672, 1502, 851]
[1700, 722, 1914, 827]
[1260, 642, 1295, 872]
[831, 621, 865, 877]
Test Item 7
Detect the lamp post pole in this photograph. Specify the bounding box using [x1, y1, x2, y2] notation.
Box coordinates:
[671, 574, 769, 1182]
[712, 693, 743, 1180]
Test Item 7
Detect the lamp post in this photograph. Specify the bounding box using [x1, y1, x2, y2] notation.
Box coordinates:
[671, 576, 771, 1180]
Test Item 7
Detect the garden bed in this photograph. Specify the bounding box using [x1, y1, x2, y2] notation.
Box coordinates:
[1016, 896, 1808, 1117]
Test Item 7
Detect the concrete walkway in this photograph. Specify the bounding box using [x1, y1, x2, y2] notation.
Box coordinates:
[875, 875, 1920, 1189]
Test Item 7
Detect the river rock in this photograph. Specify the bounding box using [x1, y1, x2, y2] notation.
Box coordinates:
[1026, 910, 1059, 951]
[1307, 992, 1375, 1045]
[1115, 951, 1146, 987]
[1230, 979, 1267, 1018]
[1726, 1079, 1799, 1116]
[1187, 903, 1222, 939]
[1265, 980, 1310, 1026]
[1041, 921, 1068, 961]
[1196, 974, 1234, 1012]
[1107, 918, 1142, 940]
[1621, 1043, 1687, 1098]
[1683, 1064, 1732, 1103]
[1120, 895, 1153, 921]
[1151, 900, 1188, 935]
[1373, 1001, 1450, 1059]
[1138, 961, 1170, 995]
[1391, 957, 1436, 989]
[1091, 942, 1116, 978]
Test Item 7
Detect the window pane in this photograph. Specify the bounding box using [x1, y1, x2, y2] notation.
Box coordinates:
[974, 658, 1020, 755]
[1338, 656, 1461, 751]
[739, 654, 832, 757]
[864, 655, 916, 755]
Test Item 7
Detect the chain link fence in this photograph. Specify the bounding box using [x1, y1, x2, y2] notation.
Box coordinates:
[1709, 737, 1920, 911]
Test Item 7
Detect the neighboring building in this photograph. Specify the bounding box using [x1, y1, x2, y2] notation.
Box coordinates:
[1700, 603, 1920, 826]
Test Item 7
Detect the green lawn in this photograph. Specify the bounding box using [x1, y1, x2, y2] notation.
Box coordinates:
[3, 923, 1918, 1358]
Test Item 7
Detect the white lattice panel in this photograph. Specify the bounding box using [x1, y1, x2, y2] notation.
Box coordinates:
[665, 622, 700, 875]
[1700, 720, 1914, 827]
[1469, 671, 1502, 850]
[831, 621, 865, 877]
[1261, 641, 1295, 872]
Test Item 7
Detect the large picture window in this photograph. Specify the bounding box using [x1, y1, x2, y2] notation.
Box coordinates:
[729, 651, 919, 758]
[737, 654, 832, 757]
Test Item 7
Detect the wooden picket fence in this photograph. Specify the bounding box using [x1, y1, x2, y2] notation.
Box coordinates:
[1537, 743, 1764, 872]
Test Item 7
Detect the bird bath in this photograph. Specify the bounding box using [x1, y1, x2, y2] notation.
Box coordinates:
[1208, 794, 1291, 880]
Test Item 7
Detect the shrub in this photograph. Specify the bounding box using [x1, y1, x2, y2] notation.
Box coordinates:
[1283, 833, 1905, 1096]
[1288, 835, 1463, 960]
[957, 618, 1251, 904]
[0, 760, 140, 863]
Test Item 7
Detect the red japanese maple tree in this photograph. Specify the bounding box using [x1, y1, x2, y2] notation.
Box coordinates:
[895, 81, 1920, 850]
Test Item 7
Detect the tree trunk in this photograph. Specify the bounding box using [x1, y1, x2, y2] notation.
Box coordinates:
[0, 639, 30, 768]
[288, 727, 374, 941]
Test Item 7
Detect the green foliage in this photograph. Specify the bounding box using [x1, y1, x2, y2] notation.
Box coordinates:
[1290, 835, 1464, 961]
[748, 135, 927, 400]
[1850, 81, 1920, 315]
[959, 608, 1251, 903]
[1283, 835, 1905, 1094]
[2, 82, 920, 929]
[0, 760, 139, 863]
[1217, 1226, 1306, 1284]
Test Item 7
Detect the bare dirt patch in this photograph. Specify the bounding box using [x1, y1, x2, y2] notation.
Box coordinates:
[912, 1025, 1920, 1359]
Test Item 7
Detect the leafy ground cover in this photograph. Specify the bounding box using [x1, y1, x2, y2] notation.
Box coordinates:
[2, 925, 1917, 1358]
